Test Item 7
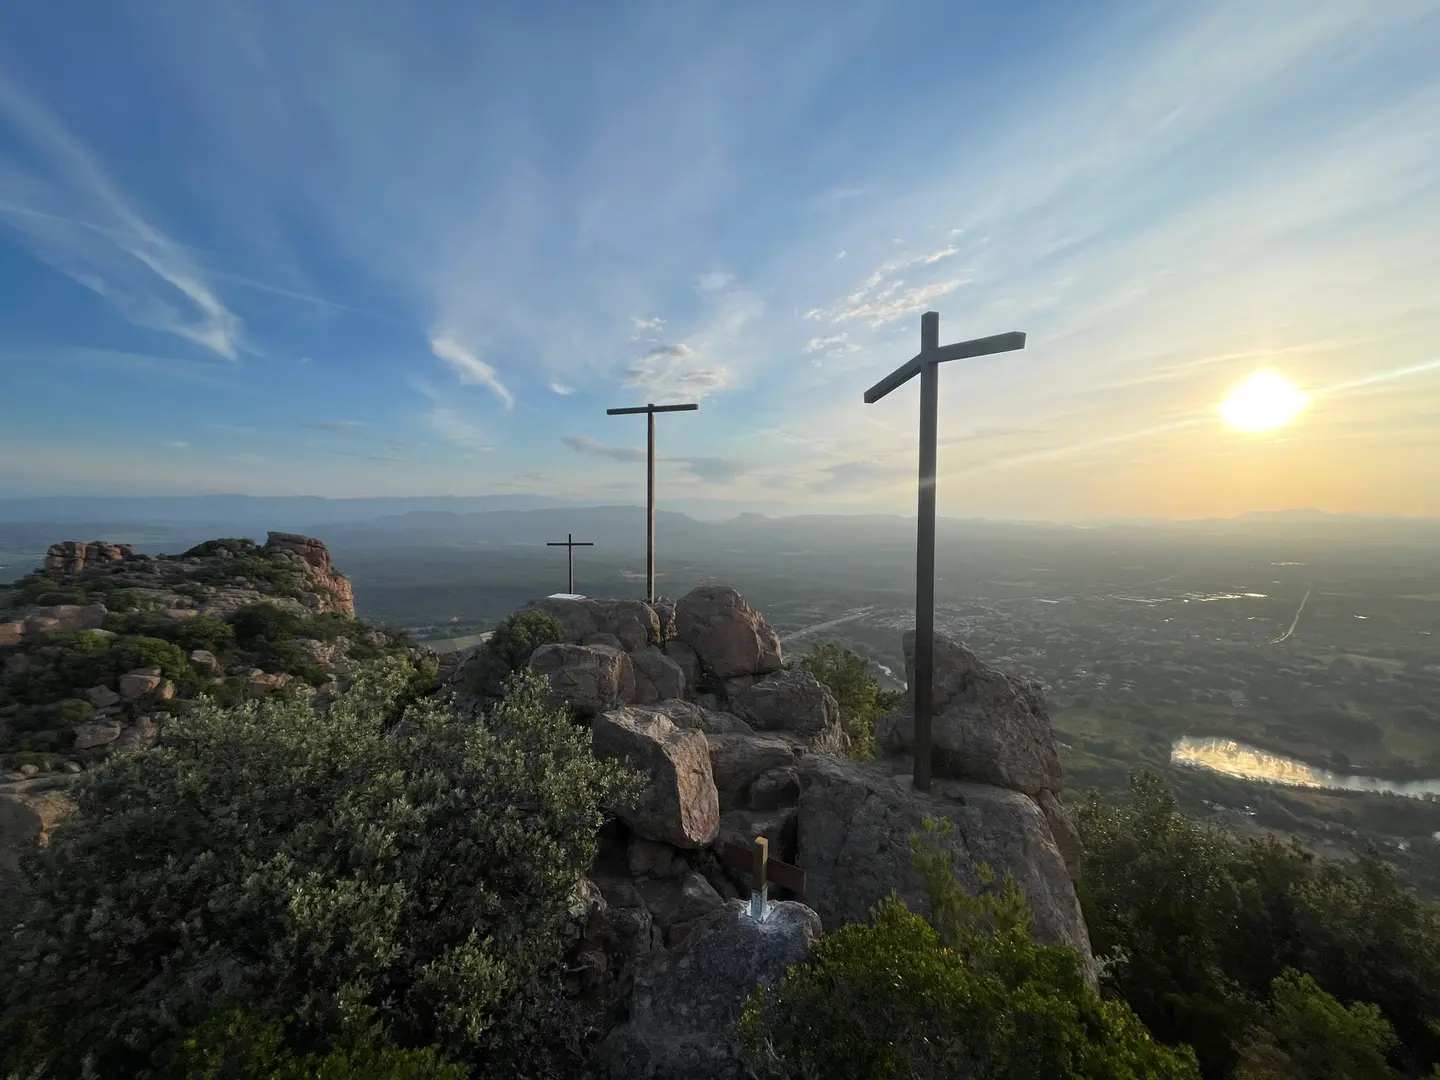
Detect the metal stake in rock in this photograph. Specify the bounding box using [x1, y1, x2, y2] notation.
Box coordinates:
[721, 836, 807, 922]
[864, 312, 1026, 792]
[605, 401, 699, 604]
[546, 532, 594, 595]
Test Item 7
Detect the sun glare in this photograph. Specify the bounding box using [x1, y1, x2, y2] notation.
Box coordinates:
[1218, 370, 1308, 432]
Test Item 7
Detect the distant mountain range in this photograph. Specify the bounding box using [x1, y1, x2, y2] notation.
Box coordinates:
[0, 496, 1435, 564]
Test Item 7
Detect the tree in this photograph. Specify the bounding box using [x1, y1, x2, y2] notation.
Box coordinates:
[795, 642, 880, 759]
[740, 818, 1201, 1079]
[0, 658, 640, 1079]
[1077, 770, 1440, 1078]
[459, 610, 566, 700]
[1236, 970, 1399, 1080]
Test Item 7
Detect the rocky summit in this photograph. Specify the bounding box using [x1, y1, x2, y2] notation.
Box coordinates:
[2, 542, 1092, 1078]
[439, 581, 1093, 1075]
[0, 533, 425, 871]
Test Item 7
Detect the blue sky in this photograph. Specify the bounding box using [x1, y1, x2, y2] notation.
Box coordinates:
[0, 0, 1437, 518]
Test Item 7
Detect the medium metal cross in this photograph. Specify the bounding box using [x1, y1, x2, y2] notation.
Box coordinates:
[604, 401, 699, 603]
[864, 311, 1026, 791]
[545, 532, 594, 595]
[721, 836, 807, 922]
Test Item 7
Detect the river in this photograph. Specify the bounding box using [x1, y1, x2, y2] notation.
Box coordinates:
[1171, 736, 1440, 801]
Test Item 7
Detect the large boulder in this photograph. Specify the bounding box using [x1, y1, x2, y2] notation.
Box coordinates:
[731, 669, 838, 736]
[794, 754, 1091, 963]
[707, 732, 806, 812]
[529, 642, 635, 713]
[593, 706, 720, 849]
[630, 646, 687, 705]
[524, 597, 661, 653]
[591, 899, 823, 1080]
[0, 790, 75, 873]
[21, 603, 107, 637]
[674, 586, 783, 680]
[876, 631, 1063, 797]
[646, 699, 755, 736]
[663, 640, 701, 692]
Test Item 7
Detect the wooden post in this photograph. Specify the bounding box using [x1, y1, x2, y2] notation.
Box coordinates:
[720, 836, 807, 922]
[606, 401, 699, 603]
[864, 314, 1026, 792]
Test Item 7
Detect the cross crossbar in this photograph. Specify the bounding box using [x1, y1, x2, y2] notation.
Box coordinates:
[720, 838, 807, 896]
[606, 403, 700, 415]
[864, 330, 1026, 404]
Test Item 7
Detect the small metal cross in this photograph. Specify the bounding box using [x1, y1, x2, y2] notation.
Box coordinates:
[545, 532, 594, 594]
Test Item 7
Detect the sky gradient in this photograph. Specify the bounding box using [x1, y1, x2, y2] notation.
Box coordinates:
[1, 1, 1437, 518]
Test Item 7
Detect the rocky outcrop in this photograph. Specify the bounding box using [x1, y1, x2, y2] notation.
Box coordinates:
[262, 532, 355, 615]
[593, 706, 720, 849]
[591, 899, 823, 1080]
[524, 596, 662, 653]
[529, 643, 635, 714]
[794, 753, 1090, 961]
[876, 630, 1064, 798]
[730, 668, 838, 736]
[0, 789, 76, 873]
[630, 646, 687, 704]
[43, 541, 133, 573]
[674, 586, 783, 680]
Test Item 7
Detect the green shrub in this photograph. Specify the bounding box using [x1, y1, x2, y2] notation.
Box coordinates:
[1236, 969, 1399, 1080]
[795, 642, 879, 759]
[1078, 771, 1440, 1078]
[153, 1004, 468, 1079]
[299, 612, 361, 642]
[741, 818, 1200, 1080]
[0, 659, 640, 1079]
[460, 610, 565, 699]
[183, 538, 260, 559]
[111, 635, 193, 682]
[29, 587, 89, 607]
[54, 698, 94, 726]
[229, 603, 306, 648]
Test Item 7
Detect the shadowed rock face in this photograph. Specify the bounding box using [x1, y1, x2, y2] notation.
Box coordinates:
[794, 753, 1092, 966]
[876, 630, 1064, 798]
[730, 668, 838, 736]
[529, 642, 636, 714]
[590, 899, 823, 1080]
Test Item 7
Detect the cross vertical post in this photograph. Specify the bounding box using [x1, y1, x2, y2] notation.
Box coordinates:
[545, 532, 594, 594]
[605, 401, 699, 603]
[864, 313, 1026, 792]
[719, 835, 807, 923]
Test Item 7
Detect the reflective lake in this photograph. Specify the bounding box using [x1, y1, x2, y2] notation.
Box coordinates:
[1171, 736, 1440, 801]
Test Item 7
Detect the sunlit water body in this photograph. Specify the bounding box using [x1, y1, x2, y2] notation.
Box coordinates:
[1171, 737, 1440, 801]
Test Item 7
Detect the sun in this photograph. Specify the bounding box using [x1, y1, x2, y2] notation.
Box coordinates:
[1218, 370, 1308, 432]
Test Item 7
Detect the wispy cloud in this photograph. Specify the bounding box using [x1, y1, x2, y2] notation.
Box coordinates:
[0, 73, 241, 358]
[430, 337, 515, 409]
[806, 246, 968, 327]
[427, 407, 490, 450]
[625, 343, 729, 400]
[549, 382, 575, 395]
[696, 271, 735, 293]
[562, 434, 647, 462]
[631, 316, 665, 338]
[302, 419, 367, 432]
[164, 440, 189, 449]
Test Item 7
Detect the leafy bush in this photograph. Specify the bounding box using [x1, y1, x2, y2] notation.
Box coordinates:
[0, 659, 640, 1079]
[795, 642, 879, 759]
[741, 818, 1200, 1079]
[229, 602, 306, 649]
[183, 538, 261, 559]
[460, 610, 566, 699]
[104, 612, 236, 656]
[1078, 771, 1440, 1078]
[1236, 970, 1399, 1080]
[152, 1005, 468, 1079]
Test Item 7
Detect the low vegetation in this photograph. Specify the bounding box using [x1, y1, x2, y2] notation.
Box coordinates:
[794, 641, 883, 759]
[740, 819, 1200, 1078]
[1077, 770, 1440, 1078]
[0, 660, 640, 1079]
[456, 608, 566, 700]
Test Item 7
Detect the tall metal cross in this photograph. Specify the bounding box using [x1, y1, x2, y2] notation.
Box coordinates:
[545, 532, 594, 595]
[864, 311, 1026, 791]
[604, 401, 699, 603]
[721, 836, 807, 922]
